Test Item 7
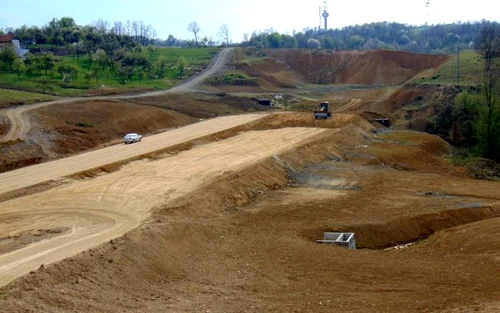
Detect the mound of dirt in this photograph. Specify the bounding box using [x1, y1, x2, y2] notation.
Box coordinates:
[463, 158, 500, 181]
[34, 100, 198, 156]
[127, 93, 273, 118]
[371, 83, 444, 113]
[378, 130, 453, 156]
[266, 49, 450, 85]
[0, 139, 45, 173]
[341, 205, 500, 249]
[251, 112, 375, 132]
[235, 58, 304, 89]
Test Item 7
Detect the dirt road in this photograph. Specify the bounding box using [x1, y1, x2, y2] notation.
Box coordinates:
[0, 126, 326, 287]
[0, 112, 264, 197]
[0, 48, 233, 143]
[333, 98, 362, 112]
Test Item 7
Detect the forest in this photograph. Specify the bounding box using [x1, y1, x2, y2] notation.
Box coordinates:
[1, 17, 499, 53]
[243, 21, 500, 54]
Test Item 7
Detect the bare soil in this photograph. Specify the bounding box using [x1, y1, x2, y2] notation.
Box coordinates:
[265, 49, 450, 85]
[1, 48, 499, 313]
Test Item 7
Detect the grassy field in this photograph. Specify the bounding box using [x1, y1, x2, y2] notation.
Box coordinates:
[416, 50, 484, 86]
[0, 47, 219, 97]
[0, 88, 54, 108]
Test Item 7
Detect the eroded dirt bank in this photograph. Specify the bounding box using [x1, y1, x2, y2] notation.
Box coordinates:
[1, 114, 500, 312]
[266, 49, 450, 85]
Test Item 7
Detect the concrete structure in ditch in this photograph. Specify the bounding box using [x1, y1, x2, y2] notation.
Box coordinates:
[317, 232, 356, 249]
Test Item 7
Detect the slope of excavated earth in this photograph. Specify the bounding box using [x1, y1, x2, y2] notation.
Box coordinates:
[0, 121, 325, 287]
[0, 94, 275, 173]
[1, 113, 500, 312]
[265, 49, 450, 85]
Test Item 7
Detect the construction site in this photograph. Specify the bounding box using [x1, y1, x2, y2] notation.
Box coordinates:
[0, 45, 500, 313]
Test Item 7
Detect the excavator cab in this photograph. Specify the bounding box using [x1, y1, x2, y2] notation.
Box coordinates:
[314, 101, 332, 119]
[319, 102, 330, 112]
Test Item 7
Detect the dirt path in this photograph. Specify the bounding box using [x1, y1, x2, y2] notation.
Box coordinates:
[0, 126, 327, 287]
[0, 48, 234, 143]
[333, 98, 362, 113]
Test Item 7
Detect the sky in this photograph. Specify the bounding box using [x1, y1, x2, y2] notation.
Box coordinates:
[0, 0, 498, 43]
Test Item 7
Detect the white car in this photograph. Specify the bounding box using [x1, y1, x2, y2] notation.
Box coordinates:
[123, 133, 142, 144]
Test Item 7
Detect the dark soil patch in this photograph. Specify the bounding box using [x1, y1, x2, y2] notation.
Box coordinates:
[0, 228, 71, 254]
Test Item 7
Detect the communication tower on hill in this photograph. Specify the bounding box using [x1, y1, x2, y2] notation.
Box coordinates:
[322, 0, 330, 30]
[425, 0, 430, 24]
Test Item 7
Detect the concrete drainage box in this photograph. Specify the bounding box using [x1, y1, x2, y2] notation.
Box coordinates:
[316, 232, 356, 249]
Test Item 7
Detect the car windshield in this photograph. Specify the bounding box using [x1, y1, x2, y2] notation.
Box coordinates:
[125, 134, 136, 138]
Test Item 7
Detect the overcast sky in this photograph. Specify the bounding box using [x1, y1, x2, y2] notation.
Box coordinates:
[0, 0, 497, 43]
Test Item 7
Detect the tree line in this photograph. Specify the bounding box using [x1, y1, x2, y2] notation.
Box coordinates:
[0, 17, 199, 90]
[240, 20, 500, 54]
[0, 42, 192, 89]
[416, 21, 500, 162]
[1, 17, 157, 47]
[0, 17, 230, 49]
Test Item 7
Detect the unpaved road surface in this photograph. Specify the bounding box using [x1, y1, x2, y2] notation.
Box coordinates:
[0, 113, 264, 197]
[0, 48, 233, 143]
[0, 125, 327, 287]
[333, 98, 362, 112]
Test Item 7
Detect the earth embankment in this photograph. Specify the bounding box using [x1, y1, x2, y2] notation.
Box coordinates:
[266, 49, 450, 85]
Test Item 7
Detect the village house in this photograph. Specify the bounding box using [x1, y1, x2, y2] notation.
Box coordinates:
[0, 34, 29, 57]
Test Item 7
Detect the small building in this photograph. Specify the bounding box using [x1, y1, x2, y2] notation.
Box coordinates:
[0, 34, 16, 47]
[0, 34, 29, 58]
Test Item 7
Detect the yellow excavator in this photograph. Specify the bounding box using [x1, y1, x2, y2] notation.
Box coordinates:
[314, 101, 332, 119]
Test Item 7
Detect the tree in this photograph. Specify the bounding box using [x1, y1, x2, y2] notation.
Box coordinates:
[268, 33, 282, 48]
[56, 62, 78, 84]
[0, 45, 17, 72]
[307, 38, 321, 49]
[25, 54, 43, 75]
[176, 56, 189, 77]
[40, 53, 56, 75]
[348, 35, 365, 49]
[116, 64, 134, 84]
[12, 58, 26, 79]
[451, 92, 480, 147]
[93, 49, 108, 70]
[154, 56, 168, 78]
[36, 77, 53, 93]
[474, 22, 500, 160]
[187, 21, 201, 46]
[146, 45, 157, 59]
[218, 24, 230, 46]
[83, 70, 93, 84]
[91, 64, 100, 84]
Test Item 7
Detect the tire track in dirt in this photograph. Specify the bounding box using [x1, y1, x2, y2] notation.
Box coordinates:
[0, 127, 327, 287]
[333, 98, 362, 113]
[0, 48, 234, 143]
[0, 113, 264, 197]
